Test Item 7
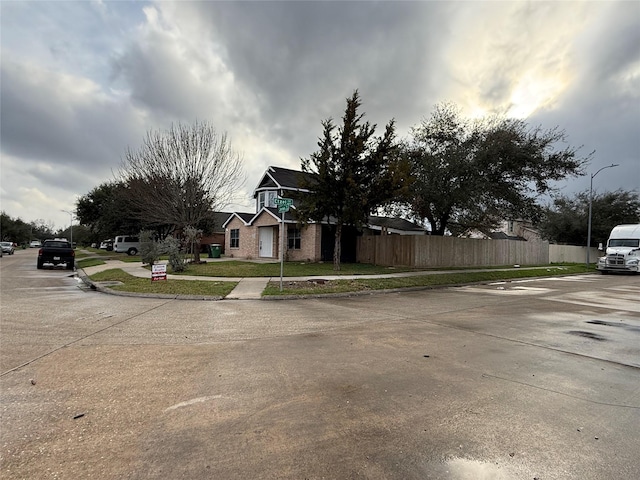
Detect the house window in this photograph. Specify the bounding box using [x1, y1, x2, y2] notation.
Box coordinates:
[230, 229, 240, 248]
[287, 227, 301, 250]
[258, 192, 266, 210]
[267, 191, 277, 208]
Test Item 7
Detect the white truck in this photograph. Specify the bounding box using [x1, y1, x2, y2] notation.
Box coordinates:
[597, 224, 640, 274]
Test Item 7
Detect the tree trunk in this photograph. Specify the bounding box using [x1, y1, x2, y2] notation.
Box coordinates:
[333, 224, 342, 271]
[193, 240, 201, 263]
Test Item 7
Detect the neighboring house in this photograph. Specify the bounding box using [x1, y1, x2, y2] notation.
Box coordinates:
[494, 219, 542, 242]
[200, 211, 233, 254]
[467, 219, 542, 242]
[223, 166, 426, 262]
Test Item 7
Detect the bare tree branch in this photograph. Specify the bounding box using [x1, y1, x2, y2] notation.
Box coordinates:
[118, 121, 245, 231]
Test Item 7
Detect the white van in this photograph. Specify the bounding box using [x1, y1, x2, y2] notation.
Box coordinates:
[113, 235, 140, 255]
[597, 224, 640, 274]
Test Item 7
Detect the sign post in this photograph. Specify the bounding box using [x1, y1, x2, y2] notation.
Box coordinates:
[273, 197, 293, 291]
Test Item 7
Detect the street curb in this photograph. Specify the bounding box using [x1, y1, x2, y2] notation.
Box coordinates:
[76, 269, 226, 301]
[78, 268, 597, 301]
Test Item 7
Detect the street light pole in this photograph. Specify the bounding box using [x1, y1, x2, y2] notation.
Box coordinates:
[587, 164, 619, 266]
[61, 210, 74, 248]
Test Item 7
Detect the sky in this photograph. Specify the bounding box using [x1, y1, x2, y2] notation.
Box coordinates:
[1, 0, 639, 232]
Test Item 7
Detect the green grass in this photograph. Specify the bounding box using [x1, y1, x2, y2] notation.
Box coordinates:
[79, 247, 114, 257]
[263, 264, 593, 296]
[88, 268, 237, 297]
[171, 260, 419, 277]
[77, 258, 107, 269]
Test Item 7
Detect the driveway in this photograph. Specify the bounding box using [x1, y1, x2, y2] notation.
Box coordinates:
[1, 249, 639, 479]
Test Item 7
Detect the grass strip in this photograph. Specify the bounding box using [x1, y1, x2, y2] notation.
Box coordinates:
[88, 268, 237, 297]
[263, 264, 593, 296]
[172, 260, 419, 277]
[77, 258, 107, 269]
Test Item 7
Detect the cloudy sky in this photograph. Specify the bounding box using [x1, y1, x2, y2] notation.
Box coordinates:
[1, 0, 639, 231]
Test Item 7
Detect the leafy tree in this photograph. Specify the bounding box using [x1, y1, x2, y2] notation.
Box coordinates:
[297, 91, 407, 270]
[76, 182, 142, 242]
[118, 121, 244, 234]
[0, 212, 54, 245]
[1, 212, 29, 244]
[538, 189, 640, 246]
[403, 103, 590, 236]
[56, 224, 92, 246]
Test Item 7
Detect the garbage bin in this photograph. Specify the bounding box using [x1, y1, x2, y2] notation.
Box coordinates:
[210, 244, 221, 258]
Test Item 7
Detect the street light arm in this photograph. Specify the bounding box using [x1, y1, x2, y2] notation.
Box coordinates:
[592, 163, 619, 180]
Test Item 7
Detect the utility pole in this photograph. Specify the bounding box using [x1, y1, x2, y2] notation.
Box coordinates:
[587, 164, 619, 266]
[61, 210, 75, 248]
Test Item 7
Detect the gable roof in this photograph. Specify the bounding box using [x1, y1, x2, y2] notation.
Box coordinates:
[489, 232, 527, 241]
[367, 216, 426, 234]
[222, 212, 255, 228]
[254, 166, 315, 196]
[210, 212, 233, 232]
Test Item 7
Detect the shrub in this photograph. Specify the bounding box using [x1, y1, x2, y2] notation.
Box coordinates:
[139, 230, 160, 265]
[163, 236, 185, 272]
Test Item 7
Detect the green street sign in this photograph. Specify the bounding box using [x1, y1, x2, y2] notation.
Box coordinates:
[274, 197, 293, 212]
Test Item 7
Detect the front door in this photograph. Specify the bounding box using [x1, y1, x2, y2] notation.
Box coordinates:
[259, 227, 274, 258]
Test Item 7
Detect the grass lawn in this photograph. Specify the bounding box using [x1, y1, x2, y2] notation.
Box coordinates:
[76, 247, 114, 258]
[263, 264, 594, 296]
[172, 260, 420, 277]
[88, 268, 237, 297]
[77, 258, 107, 269]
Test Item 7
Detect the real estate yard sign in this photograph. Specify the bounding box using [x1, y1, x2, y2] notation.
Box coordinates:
[151, 263, 167, 281]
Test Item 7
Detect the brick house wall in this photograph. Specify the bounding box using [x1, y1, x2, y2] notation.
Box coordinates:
[225, 216, 256, 259]
[285, 223, 321, 262]
[225, 212, 324, 262]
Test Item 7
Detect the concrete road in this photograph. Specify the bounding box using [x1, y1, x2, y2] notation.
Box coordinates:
[1, 249, 639, 479]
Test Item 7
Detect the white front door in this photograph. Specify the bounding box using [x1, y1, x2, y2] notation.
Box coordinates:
[259, 227, 274, 258]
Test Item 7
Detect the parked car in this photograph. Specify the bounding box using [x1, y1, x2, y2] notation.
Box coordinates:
[113, 235, 140, 255]
[99, 239, 114, 251]
[1, 241, 15, 255]
[30, 240, 42, 248]
[37, 239, 75, 270]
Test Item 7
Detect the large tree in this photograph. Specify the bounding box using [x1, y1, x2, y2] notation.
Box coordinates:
[538, 189, 640, 246]
[76, 181, 143, 242]
[0, 212, 54, 245]
[403, 103, 590, 236]
[297, 91, 407, 270]
[118, 121, 244, 261]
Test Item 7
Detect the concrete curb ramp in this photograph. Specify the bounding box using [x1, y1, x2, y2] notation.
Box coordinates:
[225, 278, 271, 300]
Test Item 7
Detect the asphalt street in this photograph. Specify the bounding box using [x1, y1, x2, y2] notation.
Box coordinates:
[1, 248, 639, 479]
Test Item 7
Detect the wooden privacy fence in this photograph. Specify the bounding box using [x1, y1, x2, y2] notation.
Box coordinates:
[357, 235, 550, 267]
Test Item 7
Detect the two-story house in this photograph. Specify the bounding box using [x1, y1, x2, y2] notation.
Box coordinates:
[223, 166, 425, 262]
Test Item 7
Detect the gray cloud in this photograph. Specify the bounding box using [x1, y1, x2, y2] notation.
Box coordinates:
[1, 0, 638, 230]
